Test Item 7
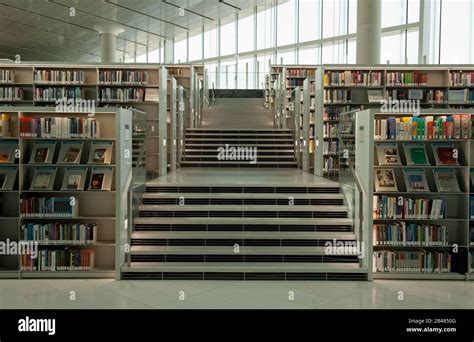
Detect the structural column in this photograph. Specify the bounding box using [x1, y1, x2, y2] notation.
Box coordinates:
[356, 0, 381, 64]
[164, 39, 174, 64]
[100, 33, 117, 63]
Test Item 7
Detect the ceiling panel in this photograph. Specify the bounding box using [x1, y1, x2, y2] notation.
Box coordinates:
[0, 0, 276, 62]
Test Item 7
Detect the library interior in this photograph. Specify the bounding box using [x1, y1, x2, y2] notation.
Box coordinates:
[0, 0, 474, 311]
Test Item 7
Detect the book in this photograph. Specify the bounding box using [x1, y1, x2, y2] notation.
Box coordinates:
[0, 166, 18, 190]
[66, 175, 82, 190]
[20, 196, 79, 218]
[88, 141, 113, 165]
[0, 146, 10, 163]
[374, 169, 398, 192]
[376, 143, 401, 165]
[89, 173, 104, 190]
[432, 143, 459, 165]
[30, 167, 57, 191]
[403, 169, 429, 192]
[403, 143, 428, 165]
[433, 169, 460, 192]
[29, 141, 56, 164]
[57, 141, 84, 164]
[33, 148, 49, 163]
[0, 113, 11, 137]
[373, 196, 446, 219]
[61, 166, 87, 191]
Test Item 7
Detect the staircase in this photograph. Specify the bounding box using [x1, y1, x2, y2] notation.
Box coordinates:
[121, 183, 365, 280]
[181, 128, 297, 168]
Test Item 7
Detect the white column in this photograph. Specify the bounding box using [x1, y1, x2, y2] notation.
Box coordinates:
[100, 33, 117, 63]
[356, 0, 381, 64]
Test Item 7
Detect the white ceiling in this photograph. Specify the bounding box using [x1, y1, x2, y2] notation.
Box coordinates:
[0, 0, 276, 62]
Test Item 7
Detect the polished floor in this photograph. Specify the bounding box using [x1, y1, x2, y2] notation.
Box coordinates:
[149, 168, 339, 186]
[202, 98, 274, 129]
[0, 279, 473, 309]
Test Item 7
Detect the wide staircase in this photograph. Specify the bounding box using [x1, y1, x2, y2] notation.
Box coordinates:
[180, 128, 297, 168]
[121, 183, 364, 280]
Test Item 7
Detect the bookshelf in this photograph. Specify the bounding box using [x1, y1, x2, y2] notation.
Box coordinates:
[268, 65, 474, 177]
[0, 107, 132, 279]
[356, 108, 474, 280]
[168, 77, 178, 171]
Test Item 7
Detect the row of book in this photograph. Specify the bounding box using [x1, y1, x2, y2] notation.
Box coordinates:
[374, 115, 470, 141]
[385, 89, 446, 103]
[20, 196, 79, 218]
[19, 116, 100, 138]
[21, 223, 98, 244]
[0, 69, 15, 83]
[374, 223, 448, 246]
[450, 71, 474, 86]
[323, 106, 355, 121]
[448, 89, 474, 103]
[0, 87, 23, 101]
[0, 113, 11, 137]
[374, 168, 461, 193]
[373, 196, 447, 219]
[99, 88, 145, 102]
[34, 70, 85, 84]
[98, 70, 149, 85]
[286, 79, 304, 88]
[385, 72, 428, 86]
[323, 140, 339, 155]
[27, 166, 113, 192]
[34, 87, 84, 101]
[287, 68, 314, 77]
[376, 142, 460, 166]
[324, 89, 351, 103]
[21, 249, 95, 271]
[373, 250, 451, 273]
[324, 71, 382, 86]
[323, 123, 338, 138]
[323, 156, 339, 172]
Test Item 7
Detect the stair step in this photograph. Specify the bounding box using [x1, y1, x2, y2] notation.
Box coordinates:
[138, 205, 348, 212]
[185, 144, 295, 148]
[185, 138, 294, 142]
[129, 246, 360, 255]
[185, 133, 293, 137]
[142, 193, 344, 199]
[122, 262, 364, 273]
[134, 217, 352, 226]
[131, 231, 356, 240]
[180, 161, 298, 165]
[186, 129, 292, 133]
[184, 149, 295, 153]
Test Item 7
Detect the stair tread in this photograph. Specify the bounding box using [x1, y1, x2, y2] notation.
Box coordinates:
[186, 129, 292, 132]
[131, 231, 356, 239]
[183, 155, 295, 159]
[184, 149, 295, 153]
[122, 262, 365, 272]
[138, 204, 349, 212]
[130, 246, 360, 255]
[142, 193, 343, 199]
[135, 217, 352, 225]
[185, 133, 293, 136]
[180, 161, 298, 164]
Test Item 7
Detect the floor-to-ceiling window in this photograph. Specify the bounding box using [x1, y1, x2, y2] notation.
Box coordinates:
[131, 0, 474, 88]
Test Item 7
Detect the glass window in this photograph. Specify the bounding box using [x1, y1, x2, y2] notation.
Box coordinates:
[257, 6, 272, 50]
[204, 26, 218, 59]
[277, 0, 296, 46]
[406, 29, 419, 64]
[174, 38, 187, 63]
[238, 13, 255, 53]
[323, 0, 347, 38]
[298, 47, 318, 64]
[206, 62, 218, 90]
[136, 53, 147, 63]
[189, 32, 202, 62]
[299, 0, 320, 43]
[408, 0, 420, 23]
[322, 41, 346, 64]
[347, 39, 356, 64]
[348, 0, 357, 34]
[238, 57, 255, 89]
[148, 49, 159, 63]
[257, 54, 271, 89]
[277, 49, 296, 64]
[220, 20, 236, 56]
[381, 31, 405, 64]
[219, 59, 236, 89]
[382, 0, 406, 28]
[440, 0, 472, 63]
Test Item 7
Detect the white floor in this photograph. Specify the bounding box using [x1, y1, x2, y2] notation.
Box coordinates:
[1, 279, 473, 309]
